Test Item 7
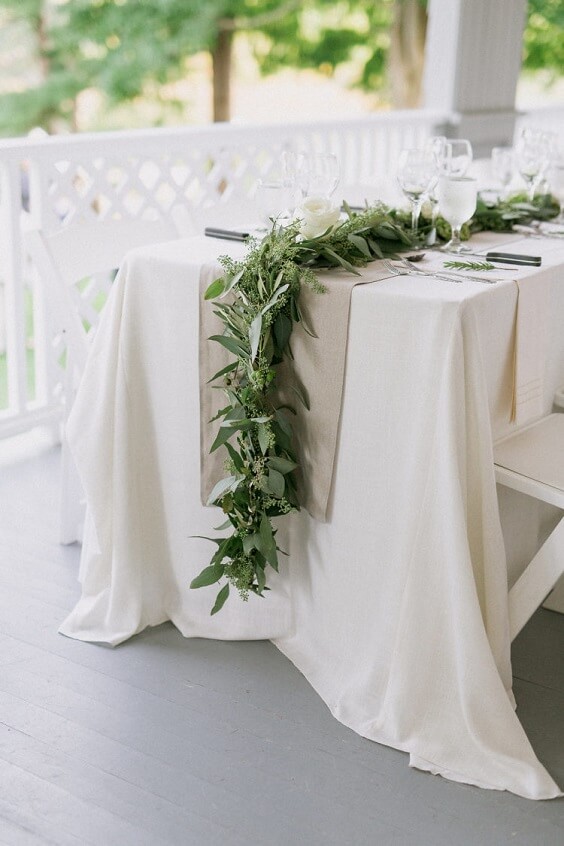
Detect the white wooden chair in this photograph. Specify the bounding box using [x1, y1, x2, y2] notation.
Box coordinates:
[494, 414, 564, 639]
[24, 216, 181, 544]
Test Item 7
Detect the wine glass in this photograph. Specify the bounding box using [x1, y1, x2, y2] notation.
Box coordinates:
[397, 148, 437, 235]
[255, 179, 293, 228]
[491, 147, 514, 198]
[297, 153, 340, 199]
[437, 176, 478, 253]
[515, 129, 551, 202]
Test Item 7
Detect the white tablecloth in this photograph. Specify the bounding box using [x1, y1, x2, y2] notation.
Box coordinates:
[60, 234, 564, 800]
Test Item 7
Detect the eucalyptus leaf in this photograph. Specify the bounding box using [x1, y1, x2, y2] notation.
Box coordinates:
[206, 474, 242, 505]
[257, 422, 270, 455]
[210, 583, 230, 615]
[259, 514, 279, 571]
[249, 312, 262, 362]
[190, 561, 224, 589]
[268, 468, 285, 498]
[268, 456, 298, 474]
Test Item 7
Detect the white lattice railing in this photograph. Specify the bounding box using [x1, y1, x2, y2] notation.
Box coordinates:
[0, 109, 447, 438]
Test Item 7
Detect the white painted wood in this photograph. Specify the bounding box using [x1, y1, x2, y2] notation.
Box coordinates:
[424, 0, 528, 154]
[494, 414, 564, 638]
[23, 217, 181, 544]
[507, 517, 564, 640]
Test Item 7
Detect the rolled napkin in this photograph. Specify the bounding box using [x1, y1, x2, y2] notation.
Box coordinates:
[199, 261, 397, 521]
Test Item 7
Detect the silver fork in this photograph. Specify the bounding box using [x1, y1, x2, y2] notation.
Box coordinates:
[383, 258, 462, 284]
[399, 257, 502, 285]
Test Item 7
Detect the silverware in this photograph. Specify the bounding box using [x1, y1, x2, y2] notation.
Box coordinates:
[382, 259, 462, 284]
[399, 257, 502, 284]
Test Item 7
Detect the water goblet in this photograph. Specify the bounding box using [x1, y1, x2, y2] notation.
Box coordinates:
[437, 176, 478, 253]
[443, 139, 473, 177]
[298, 153, 340, 199]
[397, 148, 437, 235]
[255, 179, 293, 228]
[491, 147, 514, 198]
[515, 129, 551, 202]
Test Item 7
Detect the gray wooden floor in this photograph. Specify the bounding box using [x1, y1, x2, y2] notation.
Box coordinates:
[0, 435, 562, 846]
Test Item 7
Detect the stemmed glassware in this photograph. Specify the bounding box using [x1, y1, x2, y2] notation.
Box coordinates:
[296, 153, 340, 199]
[491, 147, 514, 198]
[514, 128, 551, 202]
[442, 140, 473, 177]
[397, 148, 438, 235]
[255, 179, 294, 228]
[437, 176, 478, 253]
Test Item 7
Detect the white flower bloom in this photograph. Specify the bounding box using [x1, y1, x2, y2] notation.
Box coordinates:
[298, 196, 341, 239]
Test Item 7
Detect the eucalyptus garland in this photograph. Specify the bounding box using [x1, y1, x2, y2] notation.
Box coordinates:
[190, 204, 416, 614]
[191, 194, 559, 614]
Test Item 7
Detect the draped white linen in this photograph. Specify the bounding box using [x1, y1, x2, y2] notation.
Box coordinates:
[60, 235, 564, 800]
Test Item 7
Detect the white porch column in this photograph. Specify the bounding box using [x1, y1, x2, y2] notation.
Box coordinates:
[423, 0, 527, 156]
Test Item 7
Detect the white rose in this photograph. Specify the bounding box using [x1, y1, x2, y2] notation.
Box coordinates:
[298, 196, 341, 239]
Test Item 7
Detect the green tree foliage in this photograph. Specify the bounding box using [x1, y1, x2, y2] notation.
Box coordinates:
[522, 0, 564, 80]
[0, 0, 561, 137]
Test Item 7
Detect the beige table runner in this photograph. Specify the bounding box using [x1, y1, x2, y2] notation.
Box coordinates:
[199, 262, 395, 521]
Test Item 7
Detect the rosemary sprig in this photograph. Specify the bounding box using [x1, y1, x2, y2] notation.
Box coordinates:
[443, 260, 495, 271]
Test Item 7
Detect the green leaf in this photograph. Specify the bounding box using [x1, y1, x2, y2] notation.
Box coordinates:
[204, 277, 226, 300]
[210, 425, 236, 453]
[259, 514, 279, 570]
[256, 564, 266, 594]
[211, 583, 230, 615]
[220, 268, 245, 298]
[206, 474, 242, 505]
[224, 442, 244, 473]
[274, 408, 293, 437]
[243, 533, 259, 554]
[258, 422, 270, 455]
[262, 284, 290, 315]
[273, 312, 292, 351]
[190, 561, 224, 589]
[209, 334, 248, 358]
[348, 233, 371, 257]
[249, 312, 262, 362]
[268, 468, 285, 498]
[268, 456, 298, 474]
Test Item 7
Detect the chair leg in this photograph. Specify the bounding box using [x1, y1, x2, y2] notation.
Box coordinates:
[509, 515, 564, 640]
[59, 437, 85, 545]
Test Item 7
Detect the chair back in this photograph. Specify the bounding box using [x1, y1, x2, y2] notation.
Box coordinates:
[24, 217, 179, 377]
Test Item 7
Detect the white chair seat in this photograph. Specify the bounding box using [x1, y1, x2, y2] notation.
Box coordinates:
[494, 414, 564, 639]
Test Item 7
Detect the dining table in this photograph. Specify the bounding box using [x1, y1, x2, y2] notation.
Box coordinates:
[59, 222, 564, 801]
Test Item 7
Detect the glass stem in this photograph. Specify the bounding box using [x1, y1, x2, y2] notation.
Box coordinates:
[411, 197, 423, 234]
[527, 179, 536, 203]
[451, 226, 461, 250]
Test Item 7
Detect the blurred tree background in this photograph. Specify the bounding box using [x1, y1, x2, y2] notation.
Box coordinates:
[0, 0, 560, 137]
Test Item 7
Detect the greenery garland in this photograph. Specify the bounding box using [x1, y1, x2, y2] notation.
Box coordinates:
[191, 193, 559, 614]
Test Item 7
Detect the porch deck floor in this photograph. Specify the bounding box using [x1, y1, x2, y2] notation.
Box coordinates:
[0, 437, 562, 845]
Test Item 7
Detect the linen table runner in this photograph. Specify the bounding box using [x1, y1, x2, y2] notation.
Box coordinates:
[199, 262, 395, 521]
